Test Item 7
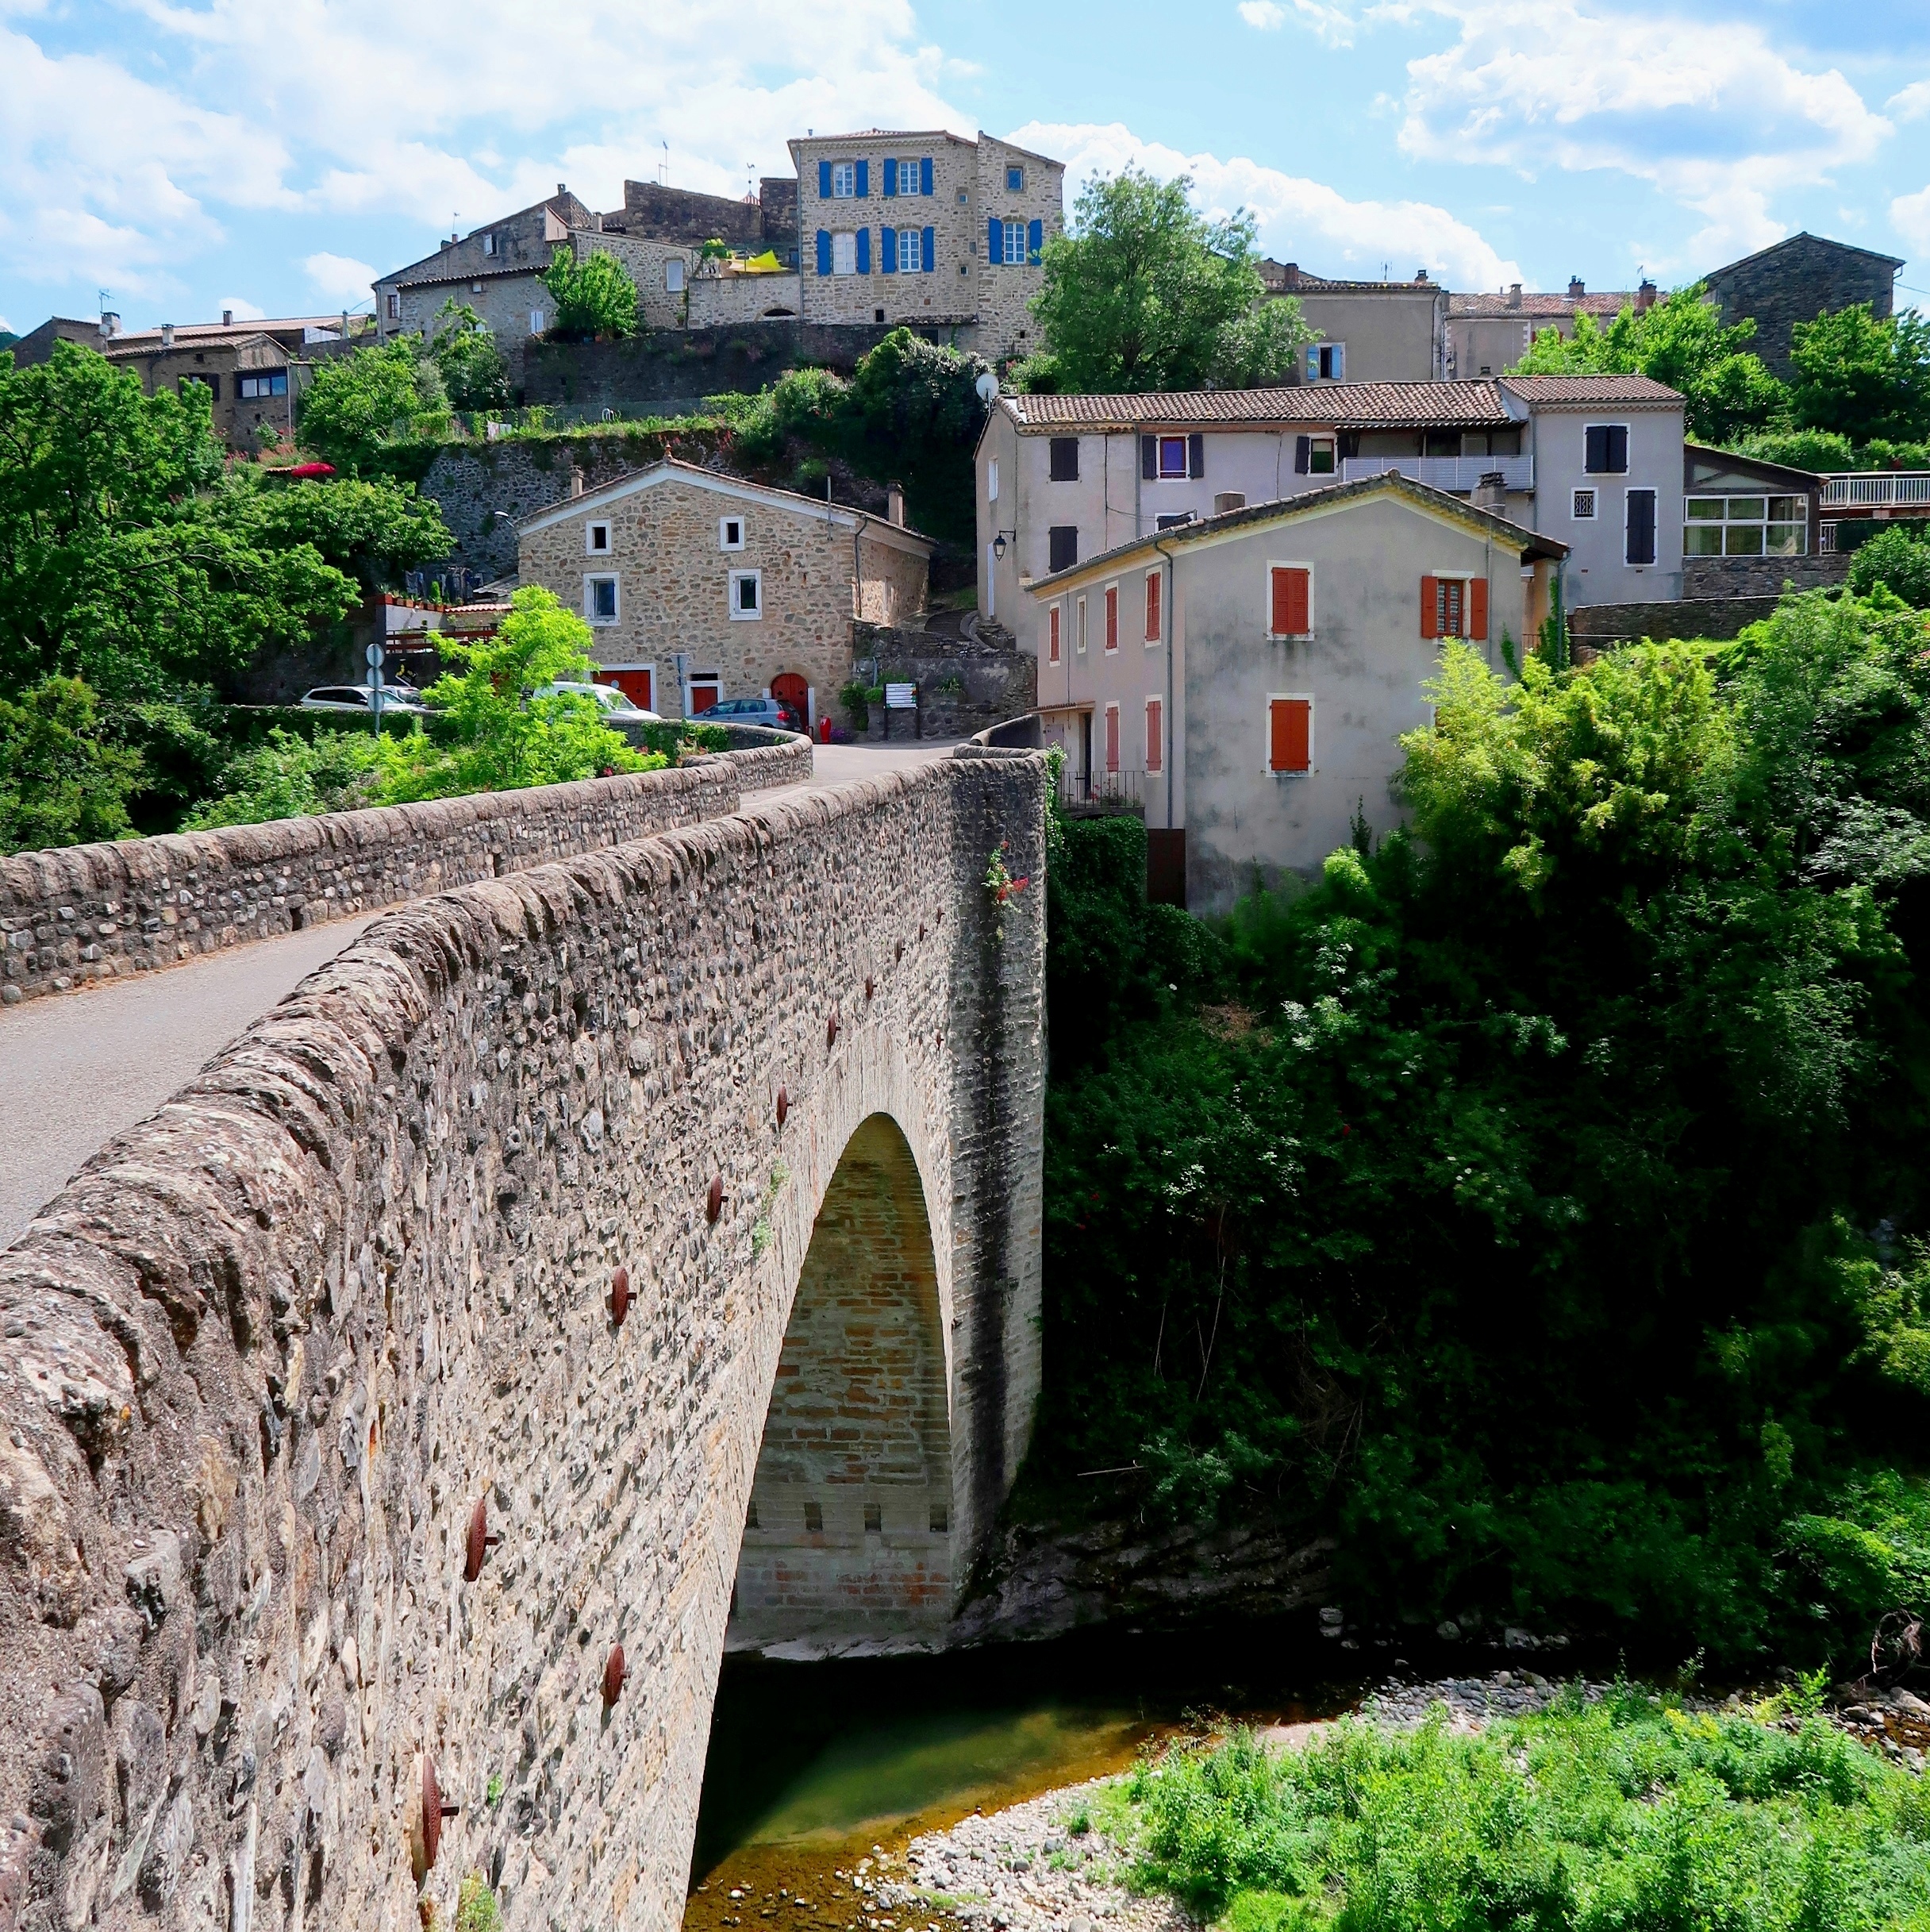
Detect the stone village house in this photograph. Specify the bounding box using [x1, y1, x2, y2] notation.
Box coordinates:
[516, 459, 932, 725]
[1026, 471, 1567, 914]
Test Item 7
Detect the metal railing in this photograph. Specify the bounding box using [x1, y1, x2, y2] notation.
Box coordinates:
[1340, 455, 1535, 493]
[1059, 766, 1148, 814]
[1818, 472, 1930, 510]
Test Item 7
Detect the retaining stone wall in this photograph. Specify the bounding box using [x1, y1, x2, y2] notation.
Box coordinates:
[1569, 596, 1785, 645]
[848, 622, 1037, 739]
[0, 751, 1048, 1932]
[1681, 552, 1850, 598]
[0, 744, 810, 1010]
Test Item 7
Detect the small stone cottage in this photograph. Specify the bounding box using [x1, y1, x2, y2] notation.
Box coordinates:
[517, 459, 932, 725]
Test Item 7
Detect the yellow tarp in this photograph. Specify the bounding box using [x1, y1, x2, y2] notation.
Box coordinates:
[741, 251, 784, 273]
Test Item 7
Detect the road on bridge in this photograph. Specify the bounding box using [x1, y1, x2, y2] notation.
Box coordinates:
[0, 741, 958, 1249]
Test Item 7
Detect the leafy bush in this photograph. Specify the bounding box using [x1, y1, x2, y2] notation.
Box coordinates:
[1125, 1698, 1930, 1930]
[1847, 525, 1930, 607]
[298, 341, 445, 473]
[1734, 428, 1855, 471]
[427, 300, 512, 412]
[183, 726, 381, 829]
[538, 247, 638, 341]
[0, 675, 143, 853]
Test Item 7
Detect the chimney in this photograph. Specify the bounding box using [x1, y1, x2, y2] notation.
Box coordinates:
[1635, 278, 1657, 313]
[1473, 471, 1507, 514]
[1567, 277, 1585, 299]
[557, 182, 567, 198]
[160, 322, 175, 349]
[570, 469, 585, 498]
[99, 310, 120, 340]
[222, 308, 233, 326]
[1507, 283, 1522, 310]
[1414, 267, 1428, 283]
[886, 482, 905, 527]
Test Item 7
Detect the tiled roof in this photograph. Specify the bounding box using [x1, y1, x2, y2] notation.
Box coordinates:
[1028, 470, 1568, 593]
[1499, 374, 1683, 406]
[1449, 291, 1634, 319]
[101, 317, 356, 348]
[1003, 380, 1512, 430]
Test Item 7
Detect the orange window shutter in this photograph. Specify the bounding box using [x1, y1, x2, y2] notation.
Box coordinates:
[1048, 606, 1060, 662]
[1146, 572, 1161, 641]
[1420, 575, 1440, 640]
[1146, 699, 1162, 771]
[1470, 578, 1489, 641]
[1270, 567, 1291, 636]
[1105, 706, 1120, 772]
[1105, 587, 1117, 649]
[1270, 699, 1310, 773]
[1283, 568, 1309, 635]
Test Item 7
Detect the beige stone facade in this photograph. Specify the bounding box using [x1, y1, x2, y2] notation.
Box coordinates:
[575, 230, 698, 330]
[517, 460, 932, 722]
[685, 267, 803, 326]
[787, 129, 1063, 361]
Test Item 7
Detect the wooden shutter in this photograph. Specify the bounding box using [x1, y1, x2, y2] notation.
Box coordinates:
[1105, 586, 1118, 650]
[815, 229, 832, 276]
[1048, 606, 1060, 663]
[1145, 572, 1161, 641]
[1147, 699, 1163, 772]
[1294, 435, 1310, 475]
[1270, 699, 1310, 773]
[882, 159, 898, 198]
[1470, 578, 1489, 641]
[987, 218, 1002, 265]
[1188, 433, 1205, 479]
[921, 156, 933, 196]
[1271, 566, 1309, 637]
[881, 227, 897, 274]
[855, 227, 871, 274]
[1627, 488, 1656, 564]
[1105, 706, 1120, 772]
[1027, 218, 1043, 263]
[1141, 435, 1157, 480]
[855, 160, 869, 198]
[1420, 575, 1440, 639]
[921, 226, 935, 272]
[818, 160, 832, 198]
[1608, 425, 1628, 472]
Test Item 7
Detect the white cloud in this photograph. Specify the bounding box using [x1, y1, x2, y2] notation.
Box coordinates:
[1892, 185, 1930, 261]
[216, 294, 265, 319]
[1237, 0, 1357, 46]
[1890, 79, 1930, 124]
[1010, 119, 1521, 289]
[1396, 2, 1890, 271]
[304, 252, 379, 303]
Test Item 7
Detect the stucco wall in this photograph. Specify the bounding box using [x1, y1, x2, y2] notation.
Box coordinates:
[1528, 402, 1684, 602]
[1294, 290, 1444, 383]
[0, 746, 808, 1009]
[0, 750, 1048, 1932]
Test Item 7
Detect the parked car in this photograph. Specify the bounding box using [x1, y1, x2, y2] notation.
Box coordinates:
[298, 684, 428, 716]
[532, 680, 659, 722]
[704, 696, 806, 733]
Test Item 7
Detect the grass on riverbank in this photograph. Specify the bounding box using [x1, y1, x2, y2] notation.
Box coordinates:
[1117, 1685, 1930, 1930]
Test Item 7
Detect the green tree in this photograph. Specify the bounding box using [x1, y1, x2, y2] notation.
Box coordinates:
[838, 329, 989, 541]
[1512, 286, 1785, 442]
[1030, 166, 1311, 393]
[374, 586, 659, 800]
[427, 299, 513, 412]
[237, 472, 451, 587]
[1734, 427, 1855, 471]
[1790, 302, 1930, 446]
[0, 675, 144, 853]
[297, 340, 445, 471]
[183, 725, 381, 829]
[1846, 525, 1930, 607]
[0, 342, 359, 700]
[538, 247, 638, 342]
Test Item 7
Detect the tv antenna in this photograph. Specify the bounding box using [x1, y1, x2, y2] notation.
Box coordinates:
[659, 140, 669, 187]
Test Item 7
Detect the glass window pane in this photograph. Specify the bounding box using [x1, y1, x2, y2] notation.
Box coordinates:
[1725, 497, 1766, 521]
[1766, 524, 1803, 555]
[1684, 525, 1725, 556]
[1768, 496, 1806, 521]
[1725, 525, 1765, 556]
[1685, 498, 1725, 521]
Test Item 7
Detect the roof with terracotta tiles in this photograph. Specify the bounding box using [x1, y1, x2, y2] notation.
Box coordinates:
[1499, 374, 1684, 406]
[1000, 380, 1513, 432]
[1449, 291, 1636, 319]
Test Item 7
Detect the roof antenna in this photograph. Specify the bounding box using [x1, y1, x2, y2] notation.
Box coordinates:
[659, 140, 669, 186]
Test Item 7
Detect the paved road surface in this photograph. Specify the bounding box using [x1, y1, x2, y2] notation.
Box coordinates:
[0, 742, 955, 1249]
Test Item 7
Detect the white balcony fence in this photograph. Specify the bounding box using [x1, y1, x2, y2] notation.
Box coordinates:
[1818, 472, 1930, 510]
[1339, 456, 1535, 493]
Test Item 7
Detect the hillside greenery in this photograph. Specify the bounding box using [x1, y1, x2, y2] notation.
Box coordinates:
[1032, 587, 1930, 1671]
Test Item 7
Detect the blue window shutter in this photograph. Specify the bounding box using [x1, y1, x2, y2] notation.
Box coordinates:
[921, 156, 933, 196]
[816, 229, 832, 276]
[883, 159, 897, 198]
[987, 217, 1002, 265]
[1028, 218, 1043, 264]
[881, 226, 897, 274]
[855, 159, 869, 198]
[819, 160, 832, 198]
[856, 226, 871, 274]
[1306, 345, 1319, 380]
[922, 225, 935, 273]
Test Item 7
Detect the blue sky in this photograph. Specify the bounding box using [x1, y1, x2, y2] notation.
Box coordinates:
[3, 0, 1928, 336]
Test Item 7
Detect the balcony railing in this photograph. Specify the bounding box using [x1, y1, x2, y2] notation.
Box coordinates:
[1339, 455, 1535, 493]
[1059, 766, 1147, 815]
[1818, 471, 1930, 511]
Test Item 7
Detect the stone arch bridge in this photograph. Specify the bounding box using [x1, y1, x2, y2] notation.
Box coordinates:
[0, 749, 1048, 1932]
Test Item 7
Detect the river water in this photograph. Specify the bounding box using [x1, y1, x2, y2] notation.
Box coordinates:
[683, 1625, 1355, 1932]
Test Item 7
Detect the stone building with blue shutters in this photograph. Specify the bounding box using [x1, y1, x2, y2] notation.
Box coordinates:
[788, 129, 1064, 361]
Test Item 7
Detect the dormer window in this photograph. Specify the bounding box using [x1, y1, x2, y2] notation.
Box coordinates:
[482, 233, 496, 256]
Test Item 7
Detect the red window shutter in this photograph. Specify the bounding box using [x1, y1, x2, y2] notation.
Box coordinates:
[1105, 587, 1118, 650]
[1470, 577, 1489, 641]
[1145, 572, 1161, 641]
[1105, 706, 1120, 772]
[1146, 699, 1162, 772]
[1420, 575, 1440, 640]
[1269, 698, 1310, 773]
[1048, 606, 1060, 663]
[1271, 566, 1309, 636]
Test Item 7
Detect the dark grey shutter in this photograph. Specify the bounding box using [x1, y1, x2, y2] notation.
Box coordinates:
[1584, 425, 1608, 473]
[1626, 488, 1656, 564]
[1049, 437, 1079, 482]
[1141, 435, 1157, 480]
[1608, 425, 1628, 472]
[1048, 526, 1078, 572]
[1294, 435, 1311, 475]
[1188, 433, 1205, 479]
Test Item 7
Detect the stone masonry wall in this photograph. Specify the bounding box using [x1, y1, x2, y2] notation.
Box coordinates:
[0, 750, 1048, 1932]
[1704, 234, 1899, 380]
[685, 274, 804, 329]
[1681, 552, 1850, 598]
[968, 136, 1063, 365]
[855, 529, 929, 627]
[0, 744, 810, 1009]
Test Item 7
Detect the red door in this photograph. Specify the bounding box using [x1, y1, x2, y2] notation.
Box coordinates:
[771, 672, 809, 729]
[606, 667, 653, 709]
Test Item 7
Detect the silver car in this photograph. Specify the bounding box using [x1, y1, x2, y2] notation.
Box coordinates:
[298, 683, 428, 716]
[704, 695, 805, 733]
[532, 681, 659, 722]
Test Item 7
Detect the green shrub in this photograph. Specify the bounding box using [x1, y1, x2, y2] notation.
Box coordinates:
[538, 247, 638, 341]
[1734, 428, 1855, 472]
[0, 675, 143, 853]
[183, 726, 382, 829]
[1847, 524, 1930, 606]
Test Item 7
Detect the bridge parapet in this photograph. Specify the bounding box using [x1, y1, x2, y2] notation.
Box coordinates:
[0, 750, 1044, 1932]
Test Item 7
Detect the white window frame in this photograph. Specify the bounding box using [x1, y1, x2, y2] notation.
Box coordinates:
[987, 457, 999, 503]
[1156, 434, 1189, 481]
[1583, 421, 1631, 475]
[586, 521, 611, 556]
[529, 308, 546, 335]
[1076, 595, 1087, 655]
[1145, 695, 1163, 774]
[1571, 488, 1597, 521]
[1624, 487, 1659, 568]
[831, 161, 857, 198]
[999, 218, 1027, 265]
[729, 568, 763, 620]
[1683, 493, 1807, 559]
[896, 227, 924, 273]
[832, 231, 858, 277]
[583, 574, 620, 626]
[1266, 692, 1316, 776]
[895, 160, 920, 196]
[482, 233, 496, 256]
[666, 259, 686, 294]
[688, 669, 722, 713]
[1265, 560, 1316, 641]
[719, 515, 745, 552]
